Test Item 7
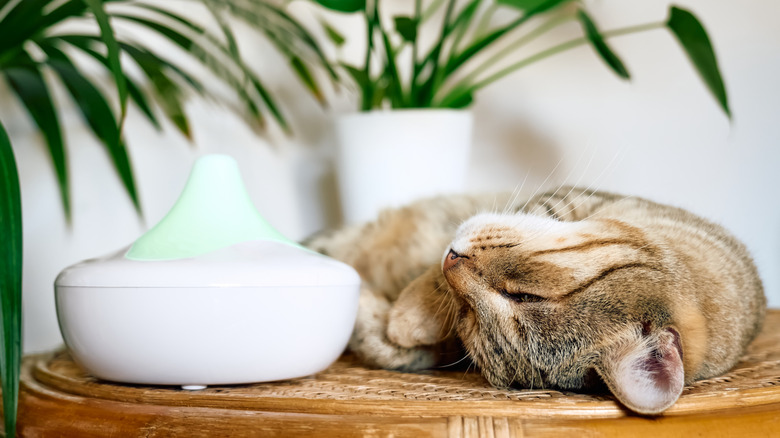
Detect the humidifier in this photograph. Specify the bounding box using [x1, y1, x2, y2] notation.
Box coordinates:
[55, 155, 360, 389]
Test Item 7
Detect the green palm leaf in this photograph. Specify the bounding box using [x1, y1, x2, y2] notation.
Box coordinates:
[55, 38, 162, 130]
[214, 0, 337, 99]
[0, 120, 22, 438]
[59, 34, 206, 94]
[3, 51, 70, 219]
[83, 0, 128, 127]
[112, 12, 283, 130]
[34, 0, 90, 31]
[121, 44, 195, 139]
[204, 2, 242, 60]
[0, 0, 46, 55]
[40, 43, 140, 213]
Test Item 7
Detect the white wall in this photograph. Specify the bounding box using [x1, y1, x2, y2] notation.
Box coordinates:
[4, 0, 778, 354]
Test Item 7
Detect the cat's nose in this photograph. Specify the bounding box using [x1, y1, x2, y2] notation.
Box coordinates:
[443, 249, 464, 272]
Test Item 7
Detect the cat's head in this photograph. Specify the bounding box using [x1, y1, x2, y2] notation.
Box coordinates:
[389, 212, 689, 415]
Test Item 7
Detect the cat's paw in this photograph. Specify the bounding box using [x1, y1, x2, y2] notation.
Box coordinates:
[350, 286, 437, 371]
[387, 265, 457, 348]
[386, 316, 439, 348]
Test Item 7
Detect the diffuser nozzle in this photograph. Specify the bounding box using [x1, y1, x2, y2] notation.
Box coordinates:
[126, 154, 296, 261]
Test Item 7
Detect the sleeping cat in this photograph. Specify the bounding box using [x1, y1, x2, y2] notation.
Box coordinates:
[305, 187, 766, 415]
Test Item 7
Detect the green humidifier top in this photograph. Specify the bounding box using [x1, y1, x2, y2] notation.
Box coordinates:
[126, 154, 297, 261]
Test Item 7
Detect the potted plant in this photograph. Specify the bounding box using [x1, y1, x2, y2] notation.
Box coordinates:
[0, 0, 332, 434]
[311, 0, 729, 224]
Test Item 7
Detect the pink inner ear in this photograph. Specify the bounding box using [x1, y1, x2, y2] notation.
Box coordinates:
[603, 326, 685, 415]
[642, 328, 683, 392]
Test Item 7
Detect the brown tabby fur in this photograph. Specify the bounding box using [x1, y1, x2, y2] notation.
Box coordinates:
[305, 187, 766, 414]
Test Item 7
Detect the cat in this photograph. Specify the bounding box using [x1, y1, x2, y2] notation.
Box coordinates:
[304, 187, 766, 415]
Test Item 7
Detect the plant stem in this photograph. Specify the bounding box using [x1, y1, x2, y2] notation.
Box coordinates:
[598, 20, 667, 39]
[422, 0, 447, 22]
[473, 2, 498, 39]
[361, 1, 376, 110]
[410, 0, 422, 102]
[447, 0, 482, 67]
[438, 13, 576, 104]
[424, 0, 457, 104]
[440, 20, 666, 107]
[413, 0, 456, 106]
[375, 3, 403, 108]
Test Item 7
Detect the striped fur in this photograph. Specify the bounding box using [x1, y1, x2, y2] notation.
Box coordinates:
[305, 187, 765, 414]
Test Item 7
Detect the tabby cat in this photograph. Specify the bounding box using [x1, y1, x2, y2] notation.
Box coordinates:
[305, 187, 766, 415]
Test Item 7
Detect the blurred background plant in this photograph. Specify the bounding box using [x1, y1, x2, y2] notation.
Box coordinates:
[0, 0, 333, 434]
[312, 0, 729, 116]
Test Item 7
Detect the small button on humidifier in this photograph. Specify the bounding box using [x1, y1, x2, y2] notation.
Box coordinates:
[55, 155, 360, 388]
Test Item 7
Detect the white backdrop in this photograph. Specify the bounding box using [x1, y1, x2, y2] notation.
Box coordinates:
[3, 0, 778, 353]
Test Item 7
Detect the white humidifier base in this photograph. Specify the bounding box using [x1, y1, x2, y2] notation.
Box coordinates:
[55, 155, 361, 387]
[57, 273, 357, 387]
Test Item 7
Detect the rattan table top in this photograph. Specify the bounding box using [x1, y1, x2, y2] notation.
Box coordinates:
[16, 310, 780, 436]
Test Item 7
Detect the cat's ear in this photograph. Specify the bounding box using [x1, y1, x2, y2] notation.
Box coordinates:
[387, 266, 455, 348]
[597, 326, 684, 415]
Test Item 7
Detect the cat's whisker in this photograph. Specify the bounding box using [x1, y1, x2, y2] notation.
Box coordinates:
[510, 354, 526, 388]
[545, 144, 591, 208]
[544, 146, 623, 220]
[526, 362, 536, 391]
[426, 282, 462, 339]
[548, 187, 593, 222]
[502, 174, 529, 215]
[437, 353, 471, 369]
[447, 219, 467, 233]
[562, 148, 627, 218]
[432, 288, 453, 322]
[462, 357, 478, 380]
[546, 148, 598, 218]
[518, 153, 566, 214]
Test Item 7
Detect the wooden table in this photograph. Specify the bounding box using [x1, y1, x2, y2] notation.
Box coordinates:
[14, 310, 780, 437]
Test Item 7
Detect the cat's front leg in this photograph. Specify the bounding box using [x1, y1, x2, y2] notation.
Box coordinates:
[386, 265, 458, 348]
[349, 284, 437, 371]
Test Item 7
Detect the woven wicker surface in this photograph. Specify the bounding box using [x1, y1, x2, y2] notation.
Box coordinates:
[28, 310, 780, 419]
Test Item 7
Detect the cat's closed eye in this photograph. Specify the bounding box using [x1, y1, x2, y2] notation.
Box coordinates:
[499, 289, 544, 303]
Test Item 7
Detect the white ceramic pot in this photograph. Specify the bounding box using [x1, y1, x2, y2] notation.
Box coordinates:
[334, 109, 473, 224]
